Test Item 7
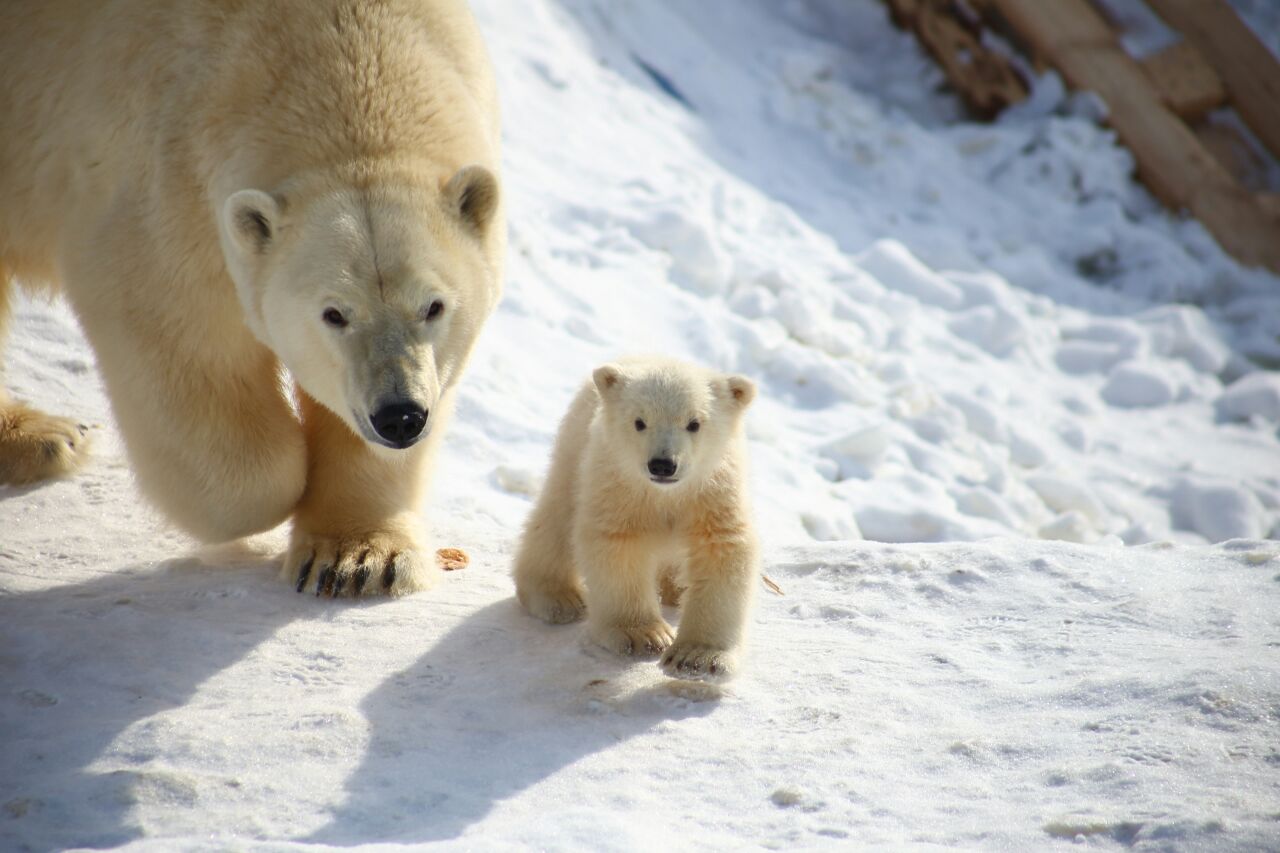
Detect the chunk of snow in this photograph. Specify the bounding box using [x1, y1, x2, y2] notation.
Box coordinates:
[1171, 478, 1266, 542]
[1139, 305, 1230, 374]
[1025, 472, 1107, 524]
[1216, 372, 1280, 422]
[628, 208, 729, 295]
[856, 240, 964, 310]
[1039, 511, 1093, 543]
[1055, 340, 1126, 374]
[947, 304, 1027, 356]
[1100, 361, 1176, 408]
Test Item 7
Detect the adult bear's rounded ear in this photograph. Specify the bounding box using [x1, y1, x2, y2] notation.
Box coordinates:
[593, 364, 626, 397]
[444, 164, 499, 234]
[721, 374, 756, 409]
[222, 189, 284, 255]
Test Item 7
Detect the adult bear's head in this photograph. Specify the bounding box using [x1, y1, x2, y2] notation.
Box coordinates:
[217, 164, 502, 450]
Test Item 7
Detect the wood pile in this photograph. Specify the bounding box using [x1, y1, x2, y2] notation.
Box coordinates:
[885, 0, 1280, 273]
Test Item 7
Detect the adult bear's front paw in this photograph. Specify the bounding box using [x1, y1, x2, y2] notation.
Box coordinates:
[660, 641, 736, 683]
[282, 530, 437, 598]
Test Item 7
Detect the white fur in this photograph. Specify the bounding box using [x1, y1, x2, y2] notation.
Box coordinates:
[0, 0, 504, 596]
[514, 357, 760, 681]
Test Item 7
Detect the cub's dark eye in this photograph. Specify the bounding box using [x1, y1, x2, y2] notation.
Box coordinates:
[322, 308, 348, 328]
[424, 300, 445, 320]
[634, 419, 646, 432]
[687, 420, 700, 433]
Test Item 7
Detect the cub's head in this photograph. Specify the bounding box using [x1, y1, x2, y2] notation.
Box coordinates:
[217, 166, 501, 450]
[592, 360, 755, 489]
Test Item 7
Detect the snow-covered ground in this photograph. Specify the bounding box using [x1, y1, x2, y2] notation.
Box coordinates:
[3, 0, 1279, 849]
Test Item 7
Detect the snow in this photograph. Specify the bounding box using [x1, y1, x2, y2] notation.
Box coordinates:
[1100, 361, 1178, 408]
[1217, 372, 1280, 423]
[3, 0, 1280, 849]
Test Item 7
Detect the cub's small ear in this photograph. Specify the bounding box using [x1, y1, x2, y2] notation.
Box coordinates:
[722, 374, 757, 409]
[593, 364, 626, 397]
[444, 164, 499, 234]
[223, 189, 284, 255]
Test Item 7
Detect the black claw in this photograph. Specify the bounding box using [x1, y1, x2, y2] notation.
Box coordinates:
[295, 555, 315, 593]
[382, 556, 398, 590]
[331, 571, 348, 598]
[353, 565, 371, 596]
[315, 565, 335, 597]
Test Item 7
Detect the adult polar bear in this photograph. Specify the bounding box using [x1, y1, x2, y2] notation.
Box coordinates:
[0, 0, 504, 596]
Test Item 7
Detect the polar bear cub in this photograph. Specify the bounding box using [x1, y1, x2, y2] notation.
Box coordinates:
[514, 357, 759, 681]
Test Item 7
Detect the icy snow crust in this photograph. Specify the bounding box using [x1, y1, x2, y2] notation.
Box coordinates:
[3, 0, 1279, 849]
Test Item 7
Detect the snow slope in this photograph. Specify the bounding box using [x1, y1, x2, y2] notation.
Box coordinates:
[3, 0, 1279, 849]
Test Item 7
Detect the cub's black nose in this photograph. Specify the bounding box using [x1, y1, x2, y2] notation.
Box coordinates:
[370, 402, 427, 447]
[647, 457, 677, 479]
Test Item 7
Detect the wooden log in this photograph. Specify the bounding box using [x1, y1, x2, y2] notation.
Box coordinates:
[1196, 121, 1269, 191]
[989, 0, 1113, 56]
[1257, 193, 1280, 221]
[1139, 40, 1227, 122]
[887, 0, 1028, 119]
[1146, 0, 1280, 162]
[989, 0, 1280, 272]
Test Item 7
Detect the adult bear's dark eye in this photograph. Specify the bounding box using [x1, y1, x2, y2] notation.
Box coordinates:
[687, 420, 700, 433]
[425, 300, 445, 320]
[634, 419, 646, 432]
[323, 308, 348, 328]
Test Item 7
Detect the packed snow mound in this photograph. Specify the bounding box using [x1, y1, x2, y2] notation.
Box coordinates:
[1217, 372, 1280, 423]
[3, 0, 1280, 850]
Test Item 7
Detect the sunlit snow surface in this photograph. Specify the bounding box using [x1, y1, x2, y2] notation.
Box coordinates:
[3, 0, 1279, 849]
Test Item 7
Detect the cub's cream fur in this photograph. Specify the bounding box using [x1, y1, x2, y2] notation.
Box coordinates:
[0, 0, 504, 596]
[514, 357, 759, 681]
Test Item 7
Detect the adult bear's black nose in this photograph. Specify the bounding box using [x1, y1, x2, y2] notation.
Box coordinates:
[370, 402, 427, 447]
[647, 457, 677, 479]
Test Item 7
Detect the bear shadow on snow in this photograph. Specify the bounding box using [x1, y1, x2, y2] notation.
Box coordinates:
[0, 557, 297, 851]
[307, 598, 720, 845]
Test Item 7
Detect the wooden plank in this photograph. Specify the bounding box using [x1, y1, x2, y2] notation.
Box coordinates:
[988, 0, 1114, 57]
[1196, 121, 1268, 190]
[989, 0, 1280, 272]
[1258, 193, 1280, 221]
[887, 0, 1028, 119]
[1139, 40, 1226, 122]
[1146, 0, 1280, 161]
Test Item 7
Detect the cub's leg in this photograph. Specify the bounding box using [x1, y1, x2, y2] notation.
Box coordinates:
[661, 512, 758, 682]
[513, 481, 586, 623]
[0, 271, 92, 485]
[577, 526, 673, 657]
[512, 388, 596, 623]
[284, 393, 439, 598]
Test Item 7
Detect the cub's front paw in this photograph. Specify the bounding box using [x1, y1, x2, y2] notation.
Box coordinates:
[590, 620, 675, 657]
[283, 531, 437, 598]
[661, 642, 736, 682]
[518, 583, 587, 624]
